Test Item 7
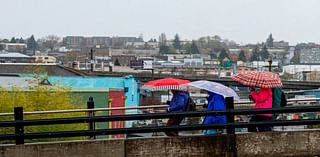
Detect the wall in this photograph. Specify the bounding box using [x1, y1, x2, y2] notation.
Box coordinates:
[237, 131, 320, 157]
[1, 131, 320, 157]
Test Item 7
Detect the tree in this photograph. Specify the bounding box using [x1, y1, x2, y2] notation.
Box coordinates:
[0, 67, 86, 143]
[18, 38, 25, 43]
[218, 48, 228, 61]
[2, 39, 9, 43]
[158, 33, 167, 46]
[39, 35, 61, 52]
[27, 35, 37, 54]
[138, 33, 144, 42]
[238, 50, 247, 62]
[290, 52, 300, 64]
[266, 33, 274, 47]
[114, 58, 121, 66]
[250, 47, 260, 61]
[190, 41, 200, 54]
[260, 45, 269, 60]
[159, 45, 170, 54]
[173, 34, 181, 50]
[10, 37, 16, 43]
[197, 36, 224, 53]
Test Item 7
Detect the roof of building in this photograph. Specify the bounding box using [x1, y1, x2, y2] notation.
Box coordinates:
[0, 52, 30, 58]
[0, 64, 81, 76]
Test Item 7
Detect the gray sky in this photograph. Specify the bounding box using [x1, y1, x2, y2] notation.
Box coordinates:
[1, 0, 320, 44]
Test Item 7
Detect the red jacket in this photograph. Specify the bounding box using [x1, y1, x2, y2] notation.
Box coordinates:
[250, 88, 272, 117]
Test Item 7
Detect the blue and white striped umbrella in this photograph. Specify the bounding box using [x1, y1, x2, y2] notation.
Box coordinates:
[188, 80, 240, 100]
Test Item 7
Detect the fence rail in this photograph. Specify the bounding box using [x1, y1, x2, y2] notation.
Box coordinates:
[0, 96, 320, 148]
[0, 97, 318, 117]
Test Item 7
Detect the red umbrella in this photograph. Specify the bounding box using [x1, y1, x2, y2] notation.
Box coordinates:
[141, 78, 190, 91]
[231, 71, 282, 88]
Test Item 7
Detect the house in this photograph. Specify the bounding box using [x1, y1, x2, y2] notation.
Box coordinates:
[0, 52, 34, 63]
[0, 43, 27, 53]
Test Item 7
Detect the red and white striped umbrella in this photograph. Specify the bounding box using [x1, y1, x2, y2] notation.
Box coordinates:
[141, 78, 190, 91]
[231, 71, 283, 88]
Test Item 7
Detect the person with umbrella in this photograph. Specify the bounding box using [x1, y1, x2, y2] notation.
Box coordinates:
[202, 91, 226, 135]
[187, 80, 240, 135]
[231, 71, 283, 132]
[165, 89, 190, 136]
[140, 78, 191, 136]
[248, 87, 273, 132]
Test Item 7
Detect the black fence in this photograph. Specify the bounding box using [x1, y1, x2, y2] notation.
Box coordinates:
[1, 97, 320, 147]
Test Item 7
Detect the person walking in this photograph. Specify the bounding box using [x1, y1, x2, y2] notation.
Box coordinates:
[203, 91, 226, 135]
[165, 90, 189, 136]
[248, 87, 273, 132]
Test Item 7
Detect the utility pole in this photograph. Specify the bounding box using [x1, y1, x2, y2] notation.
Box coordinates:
[268, 59, 272, 72]
[90, 48, 94, 72]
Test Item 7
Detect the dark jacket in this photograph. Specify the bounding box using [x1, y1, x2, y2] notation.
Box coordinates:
[167, 91, 189, 112]
[203, 92, 226, 125]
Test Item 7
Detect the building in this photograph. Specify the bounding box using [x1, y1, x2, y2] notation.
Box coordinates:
[34, 55, 56, 63]
[0, 43, 27, 53]
[183, 58, 203, 66]
[63, 36, 85, 49]
[85, 36, 111, 48]
[0, 52, 34, 63]
[112, 55, 136, 66]
[300, 48, 320, 64]
[112, 37, 142, 48]
[282, 64, 320, 74]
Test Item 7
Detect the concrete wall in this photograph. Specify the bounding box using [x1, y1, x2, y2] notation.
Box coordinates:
[0, 140, 125, 157]
[1, 131, 320, 157]
[125, 136, 230, 157]
[237, 131, 320, 157]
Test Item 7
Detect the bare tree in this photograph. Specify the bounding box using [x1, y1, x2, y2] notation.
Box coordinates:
[39, 35, 61, 52]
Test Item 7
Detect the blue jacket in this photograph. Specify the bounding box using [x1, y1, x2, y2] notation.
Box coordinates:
[203, 92, 227, 125]
[167, 91, 189, 112]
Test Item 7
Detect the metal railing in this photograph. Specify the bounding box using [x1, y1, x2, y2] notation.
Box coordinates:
[0, 97, 319, 148]
[0, 97, 318, 117]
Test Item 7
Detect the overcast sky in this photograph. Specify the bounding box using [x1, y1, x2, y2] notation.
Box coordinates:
[1, 0, 320, 45]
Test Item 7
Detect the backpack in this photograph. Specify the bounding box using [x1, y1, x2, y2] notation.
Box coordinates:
[186, 97, 197, 111]
[272, 88, 287, 108]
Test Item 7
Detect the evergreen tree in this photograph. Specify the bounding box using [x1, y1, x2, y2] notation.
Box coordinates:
[290, 51, 300, 64]
[173, 34, 181, 50]
[27, 35, 37, 54]
[218, 48, 228, 61]
[190, 41, 200, 54]
[18, 38, 25, 43]
[159, 45, 170, 54]
[266, 33, 274, 47]
[238, 50, 247, 62]
[260, 45, 269, 60]
[250, 47, 260, 61]
[10, 37, 16, 43]
[114, 58, 121, 66]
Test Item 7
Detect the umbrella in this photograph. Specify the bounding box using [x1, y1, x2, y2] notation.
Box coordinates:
[141, 78, 190, 91]
[231, 71, 282, 88]
[187, 80, 240, 100]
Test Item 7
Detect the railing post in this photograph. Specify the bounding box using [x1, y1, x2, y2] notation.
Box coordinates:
[87, 97, 95, 140]
[14, 107, 24, 145]
[226, 97, 237, 157]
